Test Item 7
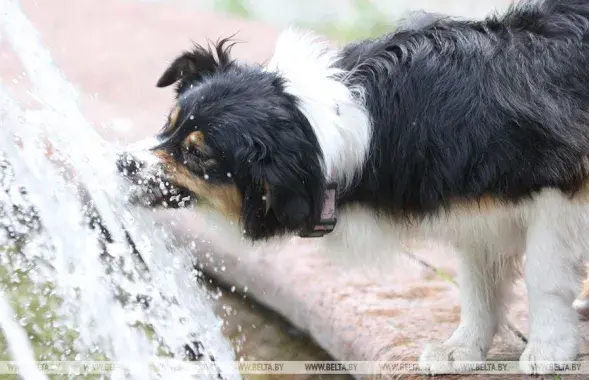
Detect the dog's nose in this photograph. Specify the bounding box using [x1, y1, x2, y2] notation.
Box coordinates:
[116, 152, 144, 179]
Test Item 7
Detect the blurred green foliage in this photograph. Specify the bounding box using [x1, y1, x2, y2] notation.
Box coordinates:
[311, 0, 394, 42]
[213, 0, 395, 42]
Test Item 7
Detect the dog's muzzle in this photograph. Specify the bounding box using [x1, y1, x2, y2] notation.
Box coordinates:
[115, 142, 192, 208]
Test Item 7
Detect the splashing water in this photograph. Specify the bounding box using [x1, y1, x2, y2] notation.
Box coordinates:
[0, 1, 238, 378]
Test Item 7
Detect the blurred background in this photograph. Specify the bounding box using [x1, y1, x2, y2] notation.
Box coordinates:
[148, 0, 512, 41]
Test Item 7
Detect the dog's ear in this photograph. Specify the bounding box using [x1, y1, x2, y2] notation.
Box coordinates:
[156, 37, 236, 89]
[262, 173, 314, 229]
[234, 139, 325, 239]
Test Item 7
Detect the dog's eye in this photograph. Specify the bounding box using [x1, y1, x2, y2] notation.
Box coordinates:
[181, 142, 205, 161]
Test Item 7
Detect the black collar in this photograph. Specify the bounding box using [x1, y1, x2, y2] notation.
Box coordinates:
[298, 182, 338, 238]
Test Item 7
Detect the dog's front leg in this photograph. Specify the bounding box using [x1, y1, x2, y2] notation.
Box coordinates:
[519, 216, 583, 374]
[419, 244, 518, 374]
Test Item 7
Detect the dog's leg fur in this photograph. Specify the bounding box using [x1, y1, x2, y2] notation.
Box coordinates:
[420, 243, 520, 373]
[519, 193, 586, 374]
[417, 189, 589, 373]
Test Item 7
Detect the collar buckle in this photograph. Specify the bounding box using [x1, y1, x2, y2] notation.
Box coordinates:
[299, 183, 337, 238]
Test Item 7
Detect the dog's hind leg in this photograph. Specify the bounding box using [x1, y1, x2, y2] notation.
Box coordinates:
[419, 242, 521, 374]
[519, 192, 586, 374]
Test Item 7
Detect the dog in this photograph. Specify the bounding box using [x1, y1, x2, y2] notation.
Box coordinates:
[117, 0, 589, 373]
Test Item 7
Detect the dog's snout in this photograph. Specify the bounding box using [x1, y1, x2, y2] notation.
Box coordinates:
[116, 152, 145, 179]
[115, 148, 194, 209]
[117, 137, 165, 178]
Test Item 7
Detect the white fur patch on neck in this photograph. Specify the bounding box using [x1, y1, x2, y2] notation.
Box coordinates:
[266, 28, 372, 189]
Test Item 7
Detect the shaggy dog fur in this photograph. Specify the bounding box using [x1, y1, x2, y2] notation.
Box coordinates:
[118, 0, 589, 373]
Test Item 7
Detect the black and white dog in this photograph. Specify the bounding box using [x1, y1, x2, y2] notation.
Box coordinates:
[118, 0, 589, 373]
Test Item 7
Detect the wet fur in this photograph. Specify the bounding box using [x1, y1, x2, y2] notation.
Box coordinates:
[118, 0, 589, 374]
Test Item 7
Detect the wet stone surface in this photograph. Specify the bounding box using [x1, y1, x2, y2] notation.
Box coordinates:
[209, 282, 352, 380]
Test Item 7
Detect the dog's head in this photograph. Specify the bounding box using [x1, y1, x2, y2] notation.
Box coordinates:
[117, 38, 326, 240]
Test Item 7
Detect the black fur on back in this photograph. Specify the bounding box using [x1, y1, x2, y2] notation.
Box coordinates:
[336, 0, 589, 217]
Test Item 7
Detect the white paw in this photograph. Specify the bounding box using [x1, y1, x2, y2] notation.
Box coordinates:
[519, 338, 578, 375]
[419, 342, 484, 374]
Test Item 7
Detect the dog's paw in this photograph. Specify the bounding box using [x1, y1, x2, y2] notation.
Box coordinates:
[519, 337, 578, 375]
[419, 342, 484, 374]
